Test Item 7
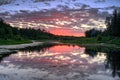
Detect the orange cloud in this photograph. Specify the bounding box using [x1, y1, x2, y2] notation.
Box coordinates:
[49, 28, 85, 37]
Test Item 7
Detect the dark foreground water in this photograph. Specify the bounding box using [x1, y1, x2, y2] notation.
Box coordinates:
[0, 44, 120, 80]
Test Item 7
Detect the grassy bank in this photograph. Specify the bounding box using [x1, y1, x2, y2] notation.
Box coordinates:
[61, 36, 120, 46]
[0, 36, 120, 46]
[0, 39, 32, 45]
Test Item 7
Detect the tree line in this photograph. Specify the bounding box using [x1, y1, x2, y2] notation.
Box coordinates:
[85, 9, 120, 37]
[0, 18, 55, 40]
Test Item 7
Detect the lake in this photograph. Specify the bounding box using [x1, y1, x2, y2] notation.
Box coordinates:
[0, 44, 120, 80]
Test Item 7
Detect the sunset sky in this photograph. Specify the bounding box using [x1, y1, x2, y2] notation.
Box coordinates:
[0, 0, 120, 36]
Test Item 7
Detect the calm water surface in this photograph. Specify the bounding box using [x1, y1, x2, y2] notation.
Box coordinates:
[0, 44, 120, 80]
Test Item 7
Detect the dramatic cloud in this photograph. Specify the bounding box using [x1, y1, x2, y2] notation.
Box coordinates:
[0, 0, 120, 36]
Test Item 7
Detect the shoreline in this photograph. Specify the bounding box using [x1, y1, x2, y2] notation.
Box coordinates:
[80, 43, 119, 48]
[0, 41, 61, 53]
[63, 42, 120, 49]
[0, 42, 120, 54]
[0, 42, 44, 54]
[0, 42, 44, 50]
[0, 41, 120, 50]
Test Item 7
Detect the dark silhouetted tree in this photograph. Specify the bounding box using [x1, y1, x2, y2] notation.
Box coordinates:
[0, 18, 55, 40]
[105, 9, 120, 36]
[85, 28, 102, 37]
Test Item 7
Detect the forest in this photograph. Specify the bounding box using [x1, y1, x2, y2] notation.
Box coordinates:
[0, 9, 120, 45]
[0, 18, 55, 40]
[85, 9, 120, 37]
[62, 9, 120, 46]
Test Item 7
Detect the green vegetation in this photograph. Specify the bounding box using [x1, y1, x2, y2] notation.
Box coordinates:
[0, 39, 32, 45]
[84, 46, 120, 77]
[61, 37, 97, 44]
[85, 28, 102, 37]
[0, 18, 55, 45]
[104, 9, 120, 36]
[0, 9, 120, 46]
[85, 9, 120, 38]
[62, 9, 120, 46]
[61, 36, 120, 46]
[0, 18, 55, 40]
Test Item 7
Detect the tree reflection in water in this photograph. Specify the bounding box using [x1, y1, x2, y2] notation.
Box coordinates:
[106, 50, 120, 77]
[0, 52, 16, 62]
[0, 44, 120, 78]
[85, 47, 120, 78]
[0, 43, 56, 62]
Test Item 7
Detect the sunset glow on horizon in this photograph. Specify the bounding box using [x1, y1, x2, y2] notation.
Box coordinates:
[1, 0, 117, 37]
[49, 28, 85, 37]
[0, 0, 120, 80]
